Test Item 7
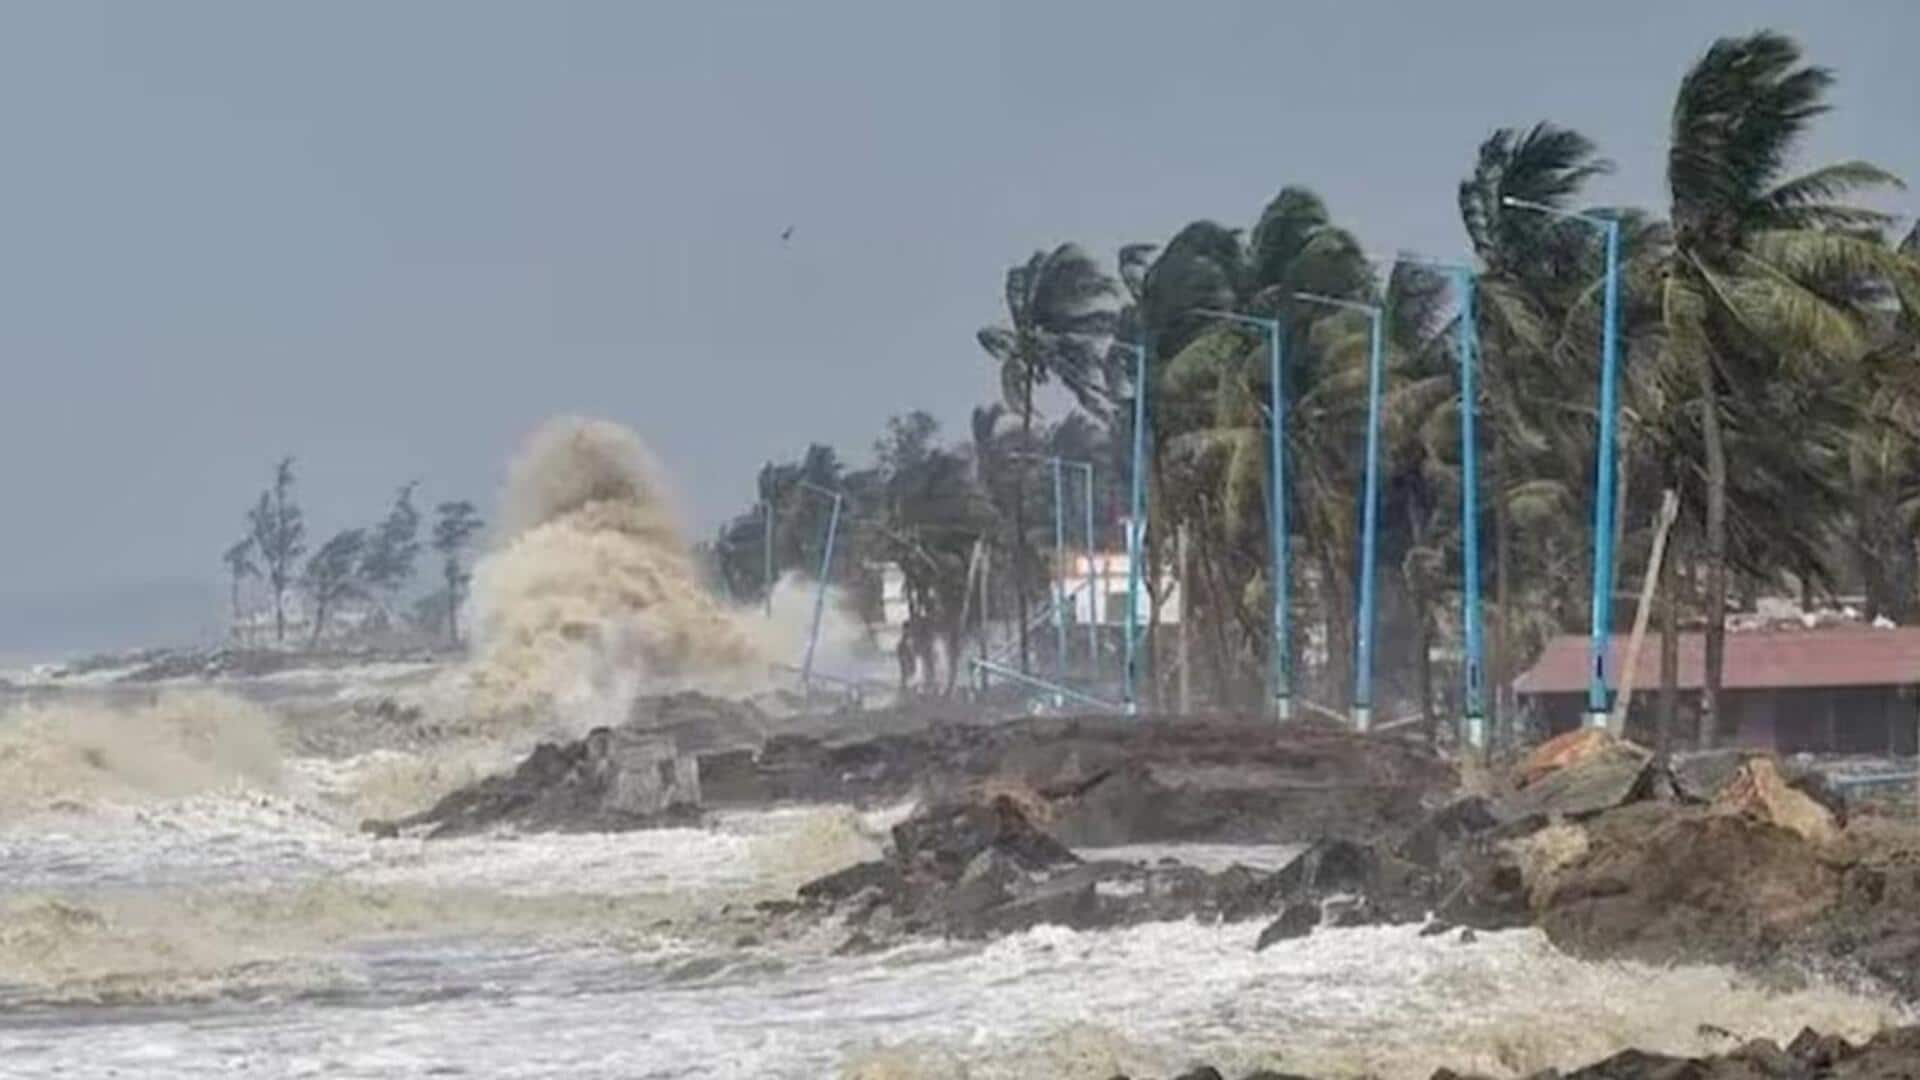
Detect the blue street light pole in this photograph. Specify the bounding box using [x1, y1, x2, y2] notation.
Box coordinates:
[1456, 270, 1486, 751]
[1014, 450, 1098, 691]
[797, 480, 844, 708]
[1051, 457, 1068, 687]
[1196, 309, 1291, 723]
[1504, 196, 1623, 730]
[1371, 254, 1488, 753]
[1296, 292, 1385, 733]
[1078, 460, 1097, 683]
[1114, 341, 1149, 715]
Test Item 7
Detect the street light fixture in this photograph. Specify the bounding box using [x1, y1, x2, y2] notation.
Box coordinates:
[1195, 308, 1292, 724]
[1502, 195, 1624, 730]
[1294, 291, 1385, 733]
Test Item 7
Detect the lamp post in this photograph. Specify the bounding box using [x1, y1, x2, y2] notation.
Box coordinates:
[1112, 340, 1149, 715]
[1051, 457, 1067, 686]
[1077, 459, 1096, 683]
[1295, 292, 1385, 733]
[796, 480, 844, 708]
[1503, 196, 1623, 730]
[1371, 255, 1487, 754]
[1196, 308, 1291, 723]
[1014, 450, 1098, 699]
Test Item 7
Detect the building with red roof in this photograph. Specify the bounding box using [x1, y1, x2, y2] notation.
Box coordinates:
[1513, 626, 1920, 754]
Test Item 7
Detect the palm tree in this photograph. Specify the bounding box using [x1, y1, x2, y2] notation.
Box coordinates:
[877, 442, 996, 693]
[978, 244, 1117, 672]
[1656, 30, 1918, 743]
[1138, 187, 1376, 707]
[1843, 241, 1920, 622]
[1458, 123, 1615, 724]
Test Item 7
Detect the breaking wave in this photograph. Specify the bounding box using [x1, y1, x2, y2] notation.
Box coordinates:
[460, 416, 870, 741]
[0, 692, 282, 820]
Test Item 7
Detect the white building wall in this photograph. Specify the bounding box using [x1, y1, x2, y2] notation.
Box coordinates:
[1064, 551, 1180, 626]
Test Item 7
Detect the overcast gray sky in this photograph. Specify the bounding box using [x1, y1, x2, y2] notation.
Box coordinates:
[0, 2, 1913, 657]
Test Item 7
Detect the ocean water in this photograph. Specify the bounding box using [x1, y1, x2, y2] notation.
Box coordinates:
[0, 686, 1907, 1079]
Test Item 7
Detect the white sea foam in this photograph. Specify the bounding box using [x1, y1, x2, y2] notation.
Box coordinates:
[0, 691, 283, 821]
[0, 921, 1899, 1079]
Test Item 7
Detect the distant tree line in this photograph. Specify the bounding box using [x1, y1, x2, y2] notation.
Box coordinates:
[223, 458, 484, 649]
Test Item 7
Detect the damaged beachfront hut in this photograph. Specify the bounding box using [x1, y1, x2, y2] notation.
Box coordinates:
[1514, 627, 1920, 754]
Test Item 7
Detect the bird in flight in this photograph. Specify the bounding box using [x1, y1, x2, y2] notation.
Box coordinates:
[780, 225, 795, 243]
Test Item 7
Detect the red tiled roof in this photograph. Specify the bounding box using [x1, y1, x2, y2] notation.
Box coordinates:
[1513, 627, 1920, 695]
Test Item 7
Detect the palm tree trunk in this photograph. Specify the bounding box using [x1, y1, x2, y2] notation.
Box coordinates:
[1417, 597, 1437, 747]
[1658, 521, 1679, 767]
[1315, 543, 1354, 709]
[1144, 451, 1170, 709]
[1015, 371, 1034, 674]
[1857, 495, 1919, 624]
[1193, 508, 1236, 706]
[1699, 382, 1730, 748]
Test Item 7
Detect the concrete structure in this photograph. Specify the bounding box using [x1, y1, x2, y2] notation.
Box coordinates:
[1067, 551, 1181, 627]
[1514, 627, 1920, 754]
[875, 553, 1183, 638]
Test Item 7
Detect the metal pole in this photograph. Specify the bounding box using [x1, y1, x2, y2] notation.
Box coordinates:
[1083, 463, 1098, 684]
[1587, 219, 1623, 729]
[1124, 341, 1148, 715]
[1052, 457, 1068, 697]
[1354, 308, 1385, 733]
[1268, 318, 1291, 723]
[1458, 271, 1486, 752]
[801, 489, 842, 708]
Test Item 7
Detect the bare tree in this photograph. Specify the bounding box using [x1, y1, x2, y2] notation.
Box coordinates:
[432, 501, 484, 645]
[247, 457, 307, 644]
[304, 528, 368, 648]
[359, 482, 423, 622]
[221, 537, 258, 641]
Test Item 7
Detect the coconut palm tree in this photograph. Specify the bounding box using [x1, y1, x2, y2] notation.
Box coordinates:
[1137, 187, 1377, 706]
[1654, 30, 1919, 742]
[1457, 123, 1615, 718]
[977, 245, 1117, 672]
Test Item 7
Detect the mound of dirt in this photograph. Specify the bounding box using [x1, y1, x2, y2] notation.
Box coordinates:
[1792, 817, 1920, 1001]
[1506, 752, 1920, 1001]
[1532, 800, 1844, 965]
